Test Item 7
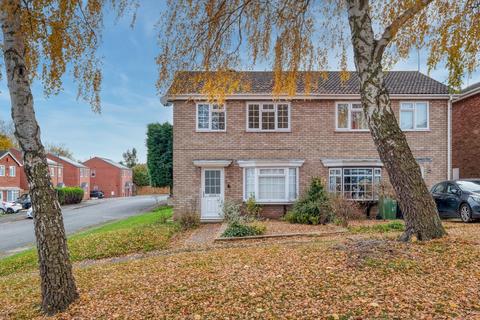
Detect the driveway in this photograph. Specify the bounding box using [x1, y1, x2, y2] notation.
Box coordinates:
[0, 195, 167, 256]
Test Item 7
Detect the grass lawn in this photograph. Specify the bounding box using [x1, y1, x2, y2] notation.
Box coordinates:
[0, 206, 177, 277]
[1, 219, 479, 319]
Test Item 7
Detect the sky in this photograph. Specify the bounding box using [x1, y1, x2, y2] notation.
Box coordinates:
[0, 1, 479, 164]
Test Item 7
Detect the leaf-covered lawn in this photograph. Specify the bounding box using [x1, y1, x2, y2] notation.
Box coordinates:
[0, 206, 177, 277]
[1, 221, 479, 319]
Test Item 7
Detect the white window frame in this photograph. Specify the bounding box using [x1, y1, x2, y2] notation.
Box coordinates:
[7, 190, 19, 202]
[242, 167, 298, 203]
[328, 167, 382, 201]
[9, 166, 15, 177]
[335, 101, 369, 132]
[58, 167, 62, 177]
[0, 165, 5, 176]
[50, 167, 55, 177]
[196, 103, 227, 132]
[399, 101, 430, 131]
[246, 102, 291, 132]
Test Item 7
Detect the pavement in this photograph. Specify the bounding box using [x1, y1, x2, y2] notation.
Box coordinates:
[0, 195, 168, 256]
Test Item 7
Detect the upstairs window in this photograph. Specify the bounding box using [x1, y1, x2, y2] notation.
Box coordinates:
[247, 102, 290, 131]
[0, 165, 5, 176]
[50, 167, 55, 177]
[9, 166, 15, 177]
[336, 102, 368, 131]
[196, 103, 226, 131]
[400, 102, 429, 130]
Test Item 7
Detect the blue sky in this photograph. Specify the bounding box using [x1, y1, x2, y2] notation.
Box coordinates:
[0, 1, 479, 163]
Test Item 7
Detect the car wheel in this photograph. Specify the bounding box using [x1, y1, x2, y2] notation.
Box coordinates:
[0, 208, 5, 214]
[6, 208, 14, 214]
[459, 203, 473, 223]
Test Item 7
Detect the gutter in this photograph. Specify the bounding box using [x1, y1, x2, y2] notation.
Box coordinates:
[447, 94, 453, 180]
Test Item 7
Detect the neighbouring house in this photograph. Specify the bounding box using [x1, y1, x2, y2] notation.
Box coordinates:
[47, 154, 90, 200]
[9, 148, 64, 192]
[163, 71, 452, 221]
[0, 150, 22, 202]
[83, 157, 133, 198]
[452, 82, 480, 179]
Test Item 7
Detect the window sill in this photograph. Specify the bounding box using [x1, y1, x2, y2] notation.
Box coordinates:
[402, 129, 431, 132]
[245, 129, 291, 133]
[243, 200, 295, 205]
[334, 129, 370, 133]
[195, 129, 227, 133]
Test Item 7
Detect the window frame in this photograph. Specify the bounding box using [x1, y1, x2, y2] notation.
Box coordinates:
[399, 101, 430, 131]
[195, 103, 227, 132]
[9, 166, 15, 177]
[328, 167, 382, 201]
[0, 165, 5, 177]
[242, 167, 298, 203]
[335, 101, 369, 132]
[246, 102, 291, 132]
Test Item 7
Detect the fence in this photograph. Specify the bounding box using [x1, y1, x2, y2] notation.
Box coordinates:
[136, 186, 170, 195]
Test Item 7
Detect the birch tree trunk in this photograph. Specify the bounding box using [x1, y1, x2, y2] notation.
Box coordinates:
[1, 0, 78, 314]
[346, 0, 446, 241]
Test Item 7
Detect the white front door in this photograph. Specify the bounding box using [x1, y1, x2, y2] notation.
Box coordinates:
[201, 168, 224, 220]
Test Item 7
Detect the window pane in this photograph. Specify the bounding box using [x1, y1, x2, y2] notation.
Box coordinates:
[248, 105, 259, 129]
[211, 110, 225, 130]
[415, 103, 428, 128]
[401, 103, 414, 110]
[261, 104, 275, 130]
[259, 176, 285, 200]
[337, 104, 349, 129]
[259, 168, 284, 175]
[289, 168, 296, 200]
[400, 110, 414, 129]
[205, 170, 221, 195]
[277, 104, 289, 129]
[0, 166, 4, 176]
[197, 104, 209, 129]
[245, 168, 255, 198]
[351, 110, 368, 129]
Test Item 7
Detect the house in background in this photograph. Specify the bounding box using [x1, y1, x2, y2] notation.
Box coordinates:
[47, 154, 90, 200]
[9, 148, 64, 193]
[452, 82, 480, 179]
[0, 150, 22, 202]
[83, 157, 133, 198]
[164, 71, 451, 221]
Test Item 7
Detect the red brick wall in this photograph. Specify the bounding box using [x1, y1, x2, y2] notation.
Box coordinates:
[452, 93, 480, 178]
[0, 153, 21, 200]
[83, 158, 132, 198]
[47, 154, 90, 200]
[173, 99, 449, 218]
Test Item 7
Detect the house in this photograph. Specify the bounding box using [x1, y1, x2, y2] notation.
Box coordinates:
[163, 71, 452, 221]
[9, 148, 64, 192]
[452, 82, 480, 179]
[47, 154, 90, 199]
[83, 157, 133, 198]
[0, 150, 22, 202]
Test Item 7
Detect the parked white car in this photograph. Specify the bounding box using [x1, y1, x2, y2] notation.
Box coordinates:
[26, 207, 34, 219]
[0, 201, 23, 214]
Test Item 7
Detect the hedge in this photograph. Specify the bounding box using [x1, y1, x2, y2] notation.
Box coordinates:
[56, 187, 84, 205]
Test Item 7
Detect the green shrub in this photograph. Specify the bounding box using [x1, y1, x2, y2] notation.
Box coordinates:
[56, 187, 84, 205]
[245, 196, 262, 220]
[222, 221, 266, 237]
[285, 177, 332, 225]
[349, 221, 405, 234]
[222, 199, 243, 224]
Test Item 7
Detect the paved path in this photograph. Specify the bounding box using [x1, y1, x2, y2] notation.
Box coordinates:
[0, 195, 167, 256]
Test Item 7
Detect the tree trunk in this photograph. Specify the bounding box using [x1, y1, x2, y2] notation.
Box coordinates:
[1, 0, 79, 314]
[346, 0, 446, 241]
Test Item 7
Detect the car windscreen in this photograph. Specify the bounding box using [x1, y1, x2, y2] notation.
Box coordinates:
[456, 181, 480, 193]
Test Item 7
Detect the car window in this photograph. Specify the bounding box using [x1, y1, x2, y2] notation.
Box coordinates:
[456, 180, 480, 193]
[446, 184, 460, 195]
[432, 183, 445, 193]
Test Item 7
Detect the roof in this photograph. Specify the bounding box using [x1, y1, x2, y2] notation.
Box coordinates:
[165, 71, 449, 101]
[96, 157, 130, 170]
[454, 81, 480, 103]
[0, 150, 23, 166]
[461, 82, 480, 94]
[55, 155, 88, 168]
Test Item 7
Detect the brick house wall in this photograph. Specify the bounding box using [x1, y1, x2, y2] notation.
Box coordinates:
[0, 152, 22, 201]
[47, 154, 90, 200]
[452, 92, 480, 178]
[83, 157, 133, 198]
[172, 99, 449, 219]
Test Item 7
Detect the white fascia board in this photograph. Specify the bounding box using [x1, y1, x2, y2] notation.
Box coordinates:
[193, 160, 232, 167]
[321, 158, 384, 167]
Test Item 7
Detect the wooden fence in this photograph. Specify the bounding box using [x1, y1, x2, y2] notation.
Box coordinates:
[136, 186, 170, 195]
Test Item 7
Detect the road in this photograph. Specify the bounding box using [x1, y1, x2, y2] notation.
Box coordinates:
[0, 195, 166, 256]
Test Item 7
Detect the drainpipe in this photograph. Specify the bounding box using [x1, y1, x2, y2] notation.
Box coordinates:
[447, 95, 452, 180]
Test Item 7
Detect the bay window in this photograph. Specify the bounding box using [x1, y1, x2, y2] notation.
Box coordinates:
[244, 167, 298, 202]
[400, 102, 429, 130]
[329, 167, 382, 200]
[336, 102, 368, 131]
[197, 103, 226, 131]
[247, 102, 290, 131]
